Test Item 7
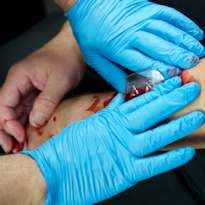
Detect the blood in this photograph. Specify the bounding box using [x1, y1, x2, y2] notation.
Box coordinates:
[103, 92, 117, 108]
[12, 140, 23, 153]
[48, 130, 60, 139]
[35, 128, 44, 137]
[86, 96, 101, 113]
[180, 70, 196, 85]
[125, 85, 151, 101]
[53, 116, 57, 122]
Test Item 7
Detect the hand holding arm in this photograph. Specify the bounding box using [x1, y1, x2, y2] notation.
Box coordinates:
[22, 78, 204, 204]
[0, 22, 86, 153]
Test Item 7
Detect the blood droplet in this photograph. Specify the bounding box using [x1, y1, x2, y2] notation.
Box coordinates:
[35, 128, 44, 137]
[180, 70, 196, 85]
[53, 116, 57, 122]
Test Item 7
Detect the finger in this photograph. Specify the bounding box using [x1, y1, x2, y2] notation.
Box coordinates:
[131, 147, 195, 182]
[120, 77, 181, 113]
[111, 49, 179, 78]
[0, 130, 13, 153]
[87, 52, 128, 93]
[134, 31, 199, 69]
[106, 93, 124, 109]
[126, 82, 201, 132]
[0, 68, 33, 108]
[130, 111, 204, 157]
[156, 5, 204, 40]
[145, 20, 205, 57]
[0, 107, 25, 143]
[29, 72, 71, 128]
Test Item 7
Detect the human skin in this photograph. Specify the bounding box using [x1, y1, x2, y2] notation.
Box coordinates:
[22, 59, 205, 151]
[0, 154, 45, 205]
[0, 21, 86, 153]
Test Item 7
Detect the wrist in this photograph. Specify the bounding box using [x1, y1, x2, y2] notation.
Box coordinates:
[46, 22, 86, 87]
[54, 0, 77, 12]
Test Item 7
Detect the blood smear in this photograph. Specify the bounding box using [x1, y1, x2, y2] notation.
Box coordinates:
[125, 73, 154, 101]
[86, 96, 101, 113]
[180, 70, 196, 84]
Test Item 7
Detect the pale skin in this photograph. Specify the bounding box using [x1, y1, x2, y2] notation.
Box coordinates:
[0, 21, 86, 153]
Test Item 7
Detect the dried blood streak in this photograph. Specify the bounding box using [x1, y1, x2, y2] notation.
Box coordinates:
[86, 96, 101, 113]
[180, 70, 196, 85]
[53, 116, 57, 122]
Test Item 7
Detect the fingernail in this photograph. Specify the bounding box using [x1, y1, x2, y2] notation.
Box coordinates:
[199, 49, 205, 58]
[184, 82, 201, 98]
[30, 111, 47, 128]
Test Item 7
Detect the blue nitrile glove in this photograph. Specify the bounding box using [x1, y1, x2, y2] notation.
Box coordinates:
[65, 0, 205, 92]
[22, 77, 204, 205]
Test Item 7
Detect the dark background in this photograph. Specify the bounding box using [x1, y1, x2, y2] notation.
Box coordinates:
[0, 0, 205, 45]
[0, 0, 61, 45]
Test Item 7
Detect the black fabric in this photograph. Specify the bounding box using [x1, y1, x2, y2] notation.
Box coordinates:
[0, 1, 205, 204]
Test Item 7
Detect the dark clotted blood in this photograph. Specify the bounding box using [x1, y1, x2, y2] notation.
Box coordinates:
[53, 116, 57, 122]
[125, 85, 151, 101]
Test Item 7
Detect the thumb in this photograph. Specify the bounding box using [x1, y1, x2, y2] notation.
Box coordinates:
[29, 76, 69, 128]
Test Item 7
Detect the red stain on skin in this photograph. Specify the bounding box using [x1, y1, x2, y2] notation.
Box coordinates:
[12, 140, 23, 153]
[35, 128, 44, 137]
[103, 92, 117, 108]
[48, 130, 59, 139]
[86, 96, 101, 113]
[180, 70, 196, 85]
[53, 116, 57, 122]
[125, 85, 151, 101]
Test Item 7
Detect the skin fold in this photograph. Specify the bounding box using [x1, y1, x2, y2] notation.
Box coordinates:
[22, 59, 205, 151]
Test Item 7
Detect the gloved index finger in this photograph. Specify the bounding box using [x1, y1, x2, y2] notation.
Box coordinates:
[129, 111, 204, 157]
[125, 82, 201, 133]
[130, 147, 195, 182]
[157, 5, 204, 40]
[120, 76, 181, 113]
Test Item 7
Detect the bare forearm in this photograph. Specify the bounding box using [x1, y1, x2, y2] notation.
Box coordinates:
[46, 21, 86, 89]
[0, 154, 46, 205]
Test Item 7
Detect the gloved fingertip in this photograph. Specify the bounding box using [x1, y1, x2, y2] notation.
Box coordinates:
[196, 30, 204, 41]
[183, 82, 201, 98]
[185, 55, 199, 68]
[171, 147, 195, 164]
[192, 111, 205, 122]
[199, 49, 205, 58]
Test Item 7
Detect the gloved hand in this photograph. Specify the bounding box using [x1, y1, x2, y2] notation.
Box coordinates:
[22, 77, 204, 205]
[65, 0, 205, 92]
